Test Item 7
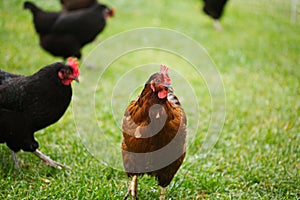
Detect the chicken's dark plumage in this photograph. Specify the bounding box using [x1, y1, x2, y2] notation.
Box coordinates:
[203, 0, 229, 30]
[0, 70, 22, 85]
[24, 1, 114, 59]
[122, 65, 187, 200]
[60, 0, 96, 11]
[0, 58, 79, 169]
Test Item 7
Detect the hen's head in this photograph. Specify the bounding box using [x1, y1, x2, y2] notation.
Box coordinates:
[103, 6, 115, 18]
[58, 57, 80, 86]
[147, 64, 171, 99]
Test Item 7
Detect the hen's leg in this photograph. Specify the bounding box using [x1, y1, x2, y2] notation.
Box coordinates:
[11, 150, 20, 170]
[160, 187, 166, 200]
[214, 19, 222, 31]
[32, 150, 71, 170]
[124, 175, 138, 200]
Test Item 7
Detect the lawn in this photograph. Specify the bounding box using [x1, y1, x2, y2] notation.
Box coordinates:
[0, 0, 299, 199]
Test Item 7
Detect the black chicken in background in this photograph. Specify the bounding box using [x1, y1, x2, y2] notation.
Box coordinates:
[24, 1, 114, 59]
[203, 0, 229, 31]
[0, 58, 79, 170]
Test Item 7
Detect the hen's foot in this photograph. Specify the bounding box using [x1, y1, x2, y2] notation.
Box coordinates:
[33, 150, 71, 170]
[160, 187, 166, 200]
[124, 175, 138, 200]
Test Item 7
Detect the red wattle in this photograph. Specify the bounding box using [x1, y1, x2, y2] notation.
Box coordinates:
[158, 89, 168, 99]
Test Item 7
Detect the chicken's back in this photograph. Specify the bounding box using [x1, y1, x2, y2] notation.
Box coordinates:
[60, 0, 96, 11]
[24, 1, 60, 35]
[52, 3, 108, 45]
[0, 69, 22, 85]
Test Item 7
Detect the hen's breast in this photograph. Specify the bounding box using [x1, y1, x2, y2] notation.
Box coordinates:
[31, 87, 72, 131]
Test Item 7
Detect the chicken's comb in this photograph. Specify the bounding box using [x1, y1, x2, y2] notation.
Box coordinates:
[160, 64, 171, 84]
[67, 57, 80, 77]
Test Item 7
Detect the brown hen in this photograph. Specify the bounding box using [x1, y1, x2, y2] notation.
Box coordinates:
[122, 65, 187, 200]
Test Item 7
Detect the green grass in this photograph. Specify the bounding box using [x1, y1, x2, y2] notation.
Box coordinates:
[1, 0, 300, 199]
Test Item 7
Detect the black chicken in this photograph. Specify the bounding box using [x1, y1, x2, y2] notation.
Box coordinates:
[203, 0, 229, 30]
[0, 58, 79, 169]
[24, 1, 114, 59]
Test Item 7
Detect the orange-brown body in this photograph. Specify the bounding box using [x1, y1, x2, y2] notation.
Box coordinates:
[122, 75, 187, 188]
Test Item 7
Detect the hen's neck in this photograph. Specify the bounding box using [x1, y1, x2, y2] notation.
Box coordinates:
[138, 84, 166, 106]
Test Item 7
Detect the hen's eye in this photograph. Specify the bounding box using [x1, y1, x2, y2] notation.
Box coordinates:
[155, 79, 161, 83]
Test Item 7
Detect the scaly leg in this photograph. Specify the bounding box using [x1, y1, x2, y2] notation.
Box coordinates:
[124, 175, 138, 200]
[160, 187, 166, 200]
[11, 150, 20, 171]
[214, 19, 222, 31]
[32, 150, 71, 170]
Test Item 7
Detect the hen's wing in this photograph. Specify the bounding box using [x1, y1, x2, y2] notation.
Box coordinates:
[40, 34, 81, 59]
[52, 4, 105, 34]
[35, 12, 60, 34]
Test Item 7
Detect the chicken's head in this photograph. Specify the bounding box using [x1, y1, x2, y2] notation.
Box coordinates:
[103, 6, 115, 18]
[58, 57, 80, 86]
[148, 64, 171, 99]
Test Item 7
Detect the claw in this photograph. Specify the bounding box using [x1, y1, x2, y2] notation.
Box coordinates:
[160, 187, 166, 200]
[32, 150, 71, 170]
[124, 175, 138, 200]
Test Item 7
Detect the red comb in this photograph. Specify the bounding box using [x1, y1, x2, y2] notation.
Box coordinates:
[67, 57, 80, 77]
[160, 64, 171, 84]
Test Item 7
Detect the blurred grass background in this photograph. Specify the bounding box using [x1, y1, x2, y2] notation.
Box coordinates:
[0, 0, 299, 199]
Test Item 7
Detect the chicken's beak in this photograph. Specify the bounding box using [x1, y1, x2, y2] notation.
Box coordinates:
[73, 77, 79, 83]
[164, 84, 171, 89]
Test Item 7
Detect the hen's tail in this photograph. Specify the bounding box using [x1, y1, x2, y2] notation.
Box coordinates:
[24, 1, 41, 14]
[0, 70, 21, 85]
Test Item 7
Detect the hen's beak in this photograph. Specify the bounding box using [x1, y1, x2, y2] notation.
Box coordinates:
[73, 77, 79, 83]
[164, 84, 171, 89]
